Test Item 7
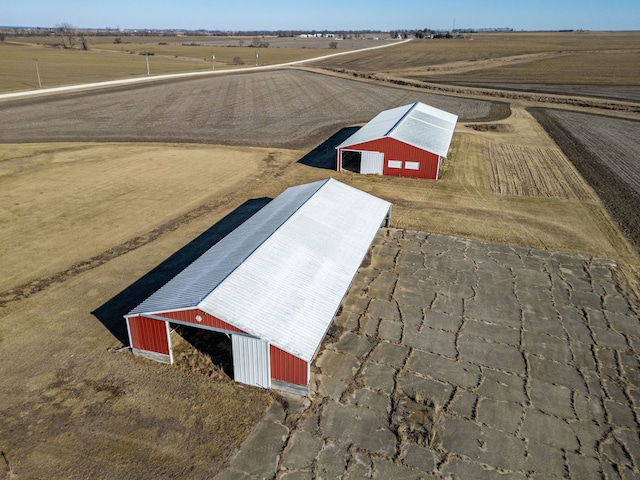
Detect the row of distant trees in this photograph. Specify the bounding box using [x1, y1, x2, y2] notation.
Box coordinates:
[54, 22, 89, 49]
[0, 25, 517, 46]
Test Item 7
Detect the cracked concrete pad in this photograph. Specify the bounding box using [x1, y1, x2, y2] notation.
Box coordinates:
[225, 420, 289, 477]
[332, 331, 376, 358]
[378, 319, 403, 343]
[528, 354, 588, 391]
[369, 341, 409, 368]
[464, 296, 522, 327]
[457, 335, 526, 375]
[462, 317, 521, 347]
[476, 397, 523, 435]
[529, 379, 575, 419]
[362, 362, 396, 394]
[424, 311, 463, 332]
[403, 326, 457, 358]
[406, 349, 480, 389]
[315, 442, 348, 479]
[367, 298, 400, 321]
[315, 350, 360, 382]
[280, 430, 324, 470]
[218, 228, 640, 480]
[401, 444, 440, 473]
[313, 373, 348, 401]
[372, 458, 426, 479]
[346, 388, 391, 416]
[477, 369, 526, 404]
[322, 402, 397, 456]
[520, 408, 579, 451]
[397, 370, 454, 408]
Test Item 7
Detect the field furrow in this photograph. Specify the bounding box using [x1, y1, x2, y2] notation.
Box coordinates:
[0, 70, 504, 150]
[488, 143, 596, 200]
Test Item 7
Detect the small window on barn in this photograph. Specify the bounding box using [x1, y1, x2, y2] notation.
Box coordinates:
[388, 160, 403, 169]
[405, 161, 420, 170]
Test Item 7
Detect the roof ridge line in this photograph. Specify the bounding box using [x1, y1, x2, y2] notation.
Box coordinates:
[383, 102, 418, 137]
[196, 179, 331, 310]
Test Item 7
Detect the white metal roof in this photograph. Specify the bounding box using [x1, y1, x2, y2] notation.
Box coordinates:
[126, 178, 392, 363]
[336, 102, 458, 158]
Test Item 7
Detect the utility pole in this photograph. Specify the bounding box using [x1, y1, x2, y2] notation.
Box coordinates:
[34, 59, 42, 88]
[212, 54, 215, 71]
[145, 53, 150, 75]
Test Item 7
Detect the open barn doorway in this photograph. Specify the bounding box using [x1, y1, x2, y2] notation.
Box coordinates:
[169, 323, 233, 379]
[341, 150, 361, 173]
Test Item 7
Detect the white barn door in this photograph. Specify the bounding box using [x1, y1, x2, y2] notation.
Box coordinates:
[232, 335, 270, 389]
[360, 151, 384, 174]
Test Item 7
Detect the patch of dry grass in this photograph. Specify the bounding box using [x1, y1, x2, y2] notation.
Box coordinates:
[426, 50, 640, 85]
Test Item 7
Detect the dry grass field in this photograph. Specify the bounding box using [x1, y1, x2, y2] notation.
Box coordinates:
[314, 31, 640, 80]
[1, 32, 640, 478]
[0, 35, 385, 93]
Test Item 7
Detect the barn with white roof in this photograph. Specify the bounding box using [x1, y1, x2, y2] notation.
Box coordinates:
[336, 102, 458, 180]
[124, 178, 392, 395]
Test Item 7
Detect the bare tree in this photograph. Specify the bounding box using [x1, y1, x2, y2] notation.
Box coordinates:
[55, 22, 76, 48]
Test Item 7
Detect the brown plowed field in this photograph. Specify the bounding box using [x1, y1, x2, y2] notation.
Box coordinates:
[0, 69, 505, 150]
[487, 143, 597, 200]
[530, 108, 640, 249]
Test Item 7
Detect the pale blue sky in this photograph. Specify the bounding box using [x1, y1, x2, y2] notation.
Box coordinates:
[3, 0, 639, 31]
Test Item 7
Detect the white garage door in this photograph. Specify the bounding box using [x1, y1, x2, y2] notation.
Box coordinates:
[232, 335, 270, 389]
[360, 151, 384, 175]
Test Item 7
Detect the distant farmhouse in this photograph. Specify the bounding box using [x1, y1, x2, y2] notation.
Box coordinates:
[336, 102, 458, 180]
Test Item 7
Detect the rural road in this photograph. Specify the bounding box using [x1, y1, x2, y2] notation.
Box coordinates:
[0, 39, 412, 101]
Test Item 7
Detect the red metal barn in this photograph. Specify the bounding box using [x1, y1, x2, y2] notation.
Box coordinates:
[336, 102, 458, 180]
[124, 179, 392, 396]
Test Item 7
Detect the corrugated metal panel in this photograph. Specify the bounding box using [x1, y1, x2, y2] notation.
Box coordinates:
[127, 316, 170, 355]
[360, 151, 384, 174]
[336, 104, 412, 150]
[336, 102, 457, 160]
[232, 335, 270, 388]
[126, 180, 327, 317]
[159, 308, 247, 334]
[199, 179, 391, 362]
[270, 345, 308, 386]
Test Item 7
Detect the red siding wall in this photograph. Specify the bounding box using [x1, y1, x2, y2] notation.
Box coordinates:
[159, 309, 247, 334]
[341, 138, 440, 179]
[270, 345, 308, 386]
[128, 315, 170, 355]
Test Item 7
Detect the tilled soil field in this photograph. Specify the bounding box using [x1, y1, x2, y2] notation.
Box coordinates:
[0, 69, 507, 150]
[487, 143, 597, 200]
[530, 108, 640, 249]
[435, 82, 640, 103]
